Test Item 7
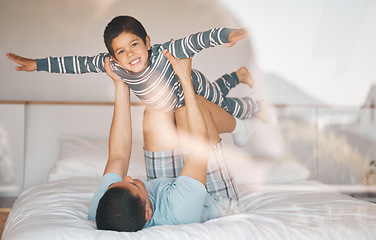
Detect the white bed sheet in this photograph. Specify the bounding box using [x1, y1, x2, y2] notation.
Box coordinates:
[3, 178, 376, 240]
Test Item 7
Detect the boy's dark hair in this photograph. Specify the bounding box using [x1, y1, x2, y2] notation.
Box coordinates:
[96, 186, 147, 232]
[104, 15, 148, 58]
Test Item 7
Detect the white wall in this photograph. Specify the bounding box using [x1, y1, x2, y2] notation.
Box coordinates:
[0, 104, 25, 196]
[218, 0, 376, 106]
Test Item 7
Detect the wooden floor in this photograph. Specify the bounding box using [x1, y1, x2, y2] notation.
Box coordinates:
[0, 208, 11, 238]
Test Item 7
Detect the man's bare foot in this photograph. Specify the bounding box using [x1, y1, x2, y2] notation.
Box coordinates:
[236, 66, 254, 88]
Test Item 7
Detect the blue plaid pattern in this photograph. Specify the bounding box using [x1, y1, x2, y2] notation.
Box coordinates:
[144, 140, 239, 211]
[144, 148, 186, 180]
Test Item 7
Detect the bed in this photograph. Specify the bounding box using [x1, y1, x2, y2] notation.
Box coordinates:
[2, 104, 376, 240]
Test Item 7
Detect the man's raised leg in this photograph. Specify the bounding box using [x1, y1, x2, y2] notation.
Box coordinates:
[143, 99, 240, 212]
[142, 107, 185, 180]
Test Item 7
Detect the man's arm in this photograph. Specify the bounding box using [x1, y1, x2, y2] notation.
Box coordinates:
[161, 28, 248, 59]
[163, 50, 209, 185]
[87, 58, 131, 221]
[102, 57, 132, 177]
[7, 52, 107, 74]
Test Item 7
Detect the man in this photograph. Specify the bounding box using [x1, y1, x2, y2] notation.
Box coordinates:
[88, 50, 240, 232]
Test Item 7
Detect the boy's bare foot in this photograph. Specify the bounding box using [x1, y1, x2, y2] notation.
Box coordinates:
[236, 66, 254, 88]
[256, 100, 270, 124]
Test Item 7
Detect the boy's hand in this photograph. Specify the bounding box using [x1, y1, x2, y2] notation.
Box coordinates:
[226, 28, 248, 48]
[7, 53, 37, 72]
[104, 57, 124, 86]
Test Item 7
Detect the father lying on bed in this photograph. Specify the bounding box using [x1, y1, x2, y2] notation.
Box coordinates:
[88, 50, 240, 232]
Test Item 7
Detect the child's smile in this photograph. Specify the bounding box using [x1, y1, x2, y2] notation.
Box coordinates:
[111, 32, 151, 73]
[130, 58, 140, 65]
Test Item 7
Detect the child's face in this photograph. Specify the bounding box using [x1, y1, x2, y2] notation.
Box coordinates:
[111, 32, 151, 73]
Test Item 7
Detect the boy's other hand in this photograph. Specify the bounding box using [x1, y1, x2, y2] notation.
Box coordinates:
[7, 53, 37, 72]
[226, 28, 248, 48]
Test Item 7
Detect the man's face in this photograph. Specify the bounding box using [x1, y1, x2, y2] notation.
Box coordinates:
[111, 32, 151, 73]
[109, 176, 151, 212]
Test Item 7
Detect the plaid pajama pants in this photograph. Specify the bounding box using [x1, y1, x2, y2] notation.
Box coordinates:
[144, 140, 239, 212]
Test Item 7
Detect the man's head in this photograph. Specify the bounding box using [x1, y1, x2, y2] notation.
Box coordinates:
[96, 176, 152, 232]
[103, 15, 151, 73]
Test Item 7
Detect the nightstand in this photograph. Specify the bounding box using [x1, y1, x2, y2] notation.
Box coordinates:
[338, 185, 376, 204]
[350, 192, 376, 204]
[0, 197, 17, 238]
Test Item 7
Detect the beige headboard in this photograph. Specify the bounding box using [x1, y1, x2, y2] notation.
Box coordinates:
[0, 100, 286, 197]
[0, 101, 145, 196]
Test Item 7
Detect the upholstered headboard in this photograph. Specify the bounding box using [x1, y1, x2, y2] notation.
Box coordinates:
[0, 100, 290, 197]
[23, 102, 146, 189]
[0, 101, 145, 196]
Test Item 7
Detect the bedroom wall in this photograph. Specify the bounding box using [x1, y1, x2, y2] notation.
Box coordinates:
[0, 104, 25, 197]
[1, 0, 375, 195]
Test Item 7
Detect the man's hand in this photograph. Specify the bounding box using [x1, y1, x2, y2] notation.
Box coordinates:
[226, 28, 248, 48]
[162, 49, 192, 86]
[104, 57, 124, 86]
[6, 53, 37, 72]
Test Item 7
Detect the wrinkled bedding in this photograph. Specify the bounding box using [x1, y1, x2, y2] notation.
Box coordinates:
[3, 177, 376, 240]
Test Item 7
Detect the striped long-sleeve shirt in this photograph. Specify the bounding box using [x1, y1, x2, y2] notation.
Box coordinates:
[36, 28, 231, 110]
[37, 28, 260, 118]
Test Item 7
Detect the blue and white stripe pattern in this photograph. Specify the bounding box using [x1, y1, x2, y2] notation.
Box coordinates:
[36, 28, 260, 119]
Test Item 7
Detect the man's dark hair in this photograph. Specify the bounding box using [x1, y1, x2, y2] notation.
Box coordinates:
[104, 15, 148, 58]
[96, 186, 147, 232]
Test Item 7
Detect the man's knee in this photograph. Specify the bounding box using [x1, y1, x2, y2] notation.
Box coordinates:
[196, 96, 213, 115]
[143, 107, 154, 135]
[143, 107, 175, 132]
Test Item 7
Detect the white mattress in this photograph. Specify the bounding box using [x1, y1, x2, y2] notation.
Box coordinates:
[3, 177, 376, 240]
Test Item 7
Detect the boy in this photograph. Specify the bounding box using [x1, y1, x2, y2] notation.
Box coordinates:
[92, 50, 239, 231]
[7, 15, 268, 146]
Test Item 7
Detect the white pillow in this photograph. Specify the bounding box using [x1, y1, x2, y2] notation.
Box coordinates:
[47, 136, 146, 182]
[223, 145, 310, 184]
[48, 136, 309, 184]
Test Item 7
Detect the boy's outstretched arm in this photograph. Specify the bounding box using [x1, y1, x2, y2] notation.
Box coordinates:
[7, 52, 107, 74]
[163, 49, 209, 185]
[163, 27, 248, 59]
[102, 57, 132, 178]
